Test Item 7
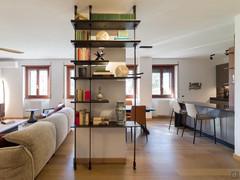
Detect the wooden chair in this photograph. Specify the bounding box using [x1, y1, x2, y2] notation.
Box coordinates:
[125, 99, 132, 121]
[126, 106, 148, 142]
[183, 103, 217, 144]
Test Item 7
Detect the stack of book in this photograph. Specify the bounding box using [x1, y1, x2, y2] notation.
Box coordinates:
[76, 89, 91, 101]
[76, 30, 89, 40]
[76, 48, 90, 61]
[115, 30, 129, 40]
[93, 70, 114, 77]
[93, 117, 109, 126]
[91, 13, 135, 20]
[75, 110, 90, 126]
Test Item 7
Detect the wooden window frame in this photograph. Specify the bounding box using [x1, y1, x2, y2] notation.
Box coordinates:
[126, 64, 138, 98]
[25, 66, 50, 99]
[152, 65, 175, 99]
[66, 65, 74, 99]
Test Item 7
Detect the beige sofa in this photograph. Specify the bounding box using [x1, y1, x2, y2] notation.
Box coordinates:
[0, 107, 74, 180]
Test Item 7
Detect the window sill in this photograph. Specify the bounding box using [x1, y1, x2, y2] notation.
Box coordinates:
[25, 97, 50, 101]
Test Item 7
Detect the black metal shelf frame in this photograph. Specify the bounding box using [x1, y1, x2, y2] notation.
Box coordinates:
[71, 19, 141, 30]
[72, 5, 139, 171]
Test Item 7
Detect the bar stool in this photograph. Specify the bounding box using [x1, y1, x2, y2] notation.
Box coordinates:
[169, 100, 187, 134]
[183, 103, 216, 144]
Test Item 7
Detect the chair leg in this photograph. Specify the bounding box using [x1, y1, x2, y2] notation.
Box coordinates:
[200, 120, 203, 137]
[177, 127, 180, 135]
[145, 131, 148, 142]
[213, 118, 216, 144]
[131, 127, 133, 142]
[181, 114, 186, 137]
[181, 126, 185, 137]
[125, 128, 127, 142]
[193, 118, 197, 144]
[169, 110, 174, 130]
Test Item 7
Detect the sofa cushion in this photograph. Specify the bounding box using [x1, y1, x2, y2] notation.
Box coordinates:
[58, 107, 74, 132]
[0, 145, 34, 180]
[40, 113, 68, 149]
[4, 121, 56, 177]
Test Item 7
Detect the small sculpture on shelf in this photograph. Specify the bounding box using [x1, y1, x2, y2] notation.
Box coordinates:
[95, 48, 105, 61]
[96, 86, 104, 101]
[115, 65, 129, 77]
[115, 102, 126, 125]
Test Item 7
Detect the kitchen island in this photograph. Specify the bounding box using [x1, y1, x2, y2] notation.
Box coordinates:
[182, 101, 234, 148]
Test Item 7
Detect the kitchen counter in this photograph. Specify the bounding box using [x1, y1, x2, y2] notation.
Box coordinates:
[210, 97, 229, 102]
[180, 101, 234, 148]
[184, 101, 234, 112]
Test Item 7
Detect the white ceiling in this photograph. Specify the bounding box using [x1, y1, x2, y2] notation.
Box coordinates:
[0, 0, 240, 59]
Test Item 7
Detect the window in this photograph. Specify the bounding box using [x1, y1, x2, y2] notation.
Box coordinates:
[25, 66, 50, 99]
[126, 65, 137, 98]
[66, 65, 74, 99]
[152, 65, 175, 98]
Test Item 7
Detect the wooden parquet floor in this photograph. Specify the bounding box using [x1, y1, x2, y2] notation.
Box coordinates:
[37, 119, 240, 180]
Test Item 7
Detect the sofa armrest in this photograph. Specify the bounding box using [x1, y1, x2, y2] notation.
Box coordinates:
[4, 121, 56, 177]
[0, 145, 34, 180]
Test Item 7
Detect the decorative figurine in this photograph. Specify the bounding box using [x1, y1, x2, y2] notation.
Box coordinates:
[115, 102, 126, 125]
[95, 49, 105, 61]
[115, 65, 129, 77]
[97, 86, 103, 101]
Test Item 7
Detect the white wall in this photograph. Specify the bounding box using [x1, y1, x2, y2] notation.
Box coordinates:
[2, 59, 69, 118]
[234, 14, 240, 156]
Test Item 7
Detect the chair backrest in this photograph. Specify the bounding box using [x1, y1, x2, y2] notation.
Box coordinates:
[169, 100, 174, 109]
[185, 103, 198, 119]
[131, 106, 146, 126]
[172, 101, 181, 113]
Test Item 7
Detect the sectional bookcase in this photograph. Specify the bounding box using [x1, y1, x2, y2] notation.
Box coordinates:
[71, 5, 141, 170]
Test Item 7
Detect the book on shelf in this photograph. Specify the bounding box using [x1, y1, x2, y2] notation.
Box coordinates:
[76, 110, 90, 125]
[93, 71, 114, 76]
[76, 89, 91, 101]
[76, 30, 89, 40]
[116, 30, 129, 40]
[76, 48, 90, 61]
[114, 37, 129, 40]
[84, 90, 91, 101]
[76, 89, 84, 101]
[93, 117, 109, 126]
[79, 111, 85, 125]
[91, 13, 135, 20]
[75, 112, 80, 126]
